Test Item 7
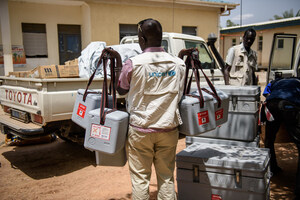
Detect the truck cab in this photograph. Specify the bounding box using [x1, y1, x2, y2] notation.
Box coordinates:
[120, 32, 225, 85]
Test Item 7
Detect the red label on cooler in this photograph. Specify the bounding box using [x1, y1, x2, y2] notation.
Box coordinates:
[77, 103, 87, 118]
[215, 108, 224, 121]
[198, 110, 209, 125]
[211, 194, 222, 200]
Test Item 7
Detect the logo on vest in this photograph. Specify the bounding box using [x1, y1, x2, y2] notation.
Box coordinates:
[149, 70, 176, 77]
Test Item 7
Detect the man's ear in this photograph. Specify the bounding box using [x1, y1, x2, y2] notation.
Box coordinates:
[141, 36, 147, 44]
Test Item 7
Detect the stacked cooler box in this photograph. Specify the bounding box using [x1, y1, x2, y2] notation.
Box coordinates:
[187, 85, 261, 147]
[176, 143, 271, 200]
[185, 134, 260, 148]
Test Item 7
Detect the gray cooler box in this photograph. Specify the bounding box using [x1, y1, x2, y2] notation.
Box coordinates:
[95, 147, 127, 167]
[72, 89, 113, 129]
[185, 135, 260, 148]
[84, 108, 129, 154]
[176, 143, 270, 200]
[179, 94, 216, 136]
[197, 85, 260, 141]
[194, 87, 230, 126]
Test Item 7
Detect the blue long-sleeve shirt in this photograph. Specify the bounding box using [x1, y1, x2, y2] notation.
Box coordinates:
[263, 78, 300, 106]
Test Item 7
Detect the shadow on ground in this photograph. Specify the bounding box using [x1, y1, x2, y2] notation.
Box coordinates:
[1, 139, 95, 180]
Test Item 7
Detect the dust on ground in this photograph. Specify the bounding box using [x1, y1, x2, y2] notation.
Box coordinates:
[0, 130, 298, 200]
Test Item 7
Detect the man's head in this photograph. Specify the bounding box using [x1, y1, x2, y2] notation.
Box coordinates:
[243, 28, 256, 50]
[137, 18, 162, 50]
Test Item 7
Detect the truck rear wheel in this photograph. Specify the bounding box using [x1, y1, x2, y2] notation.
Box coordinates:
[56, 120, 85, 145]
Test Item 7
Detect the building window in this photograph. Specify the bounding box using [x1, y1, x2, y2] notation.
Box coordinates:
[119, 24, 138, 42]
[182, 26, 197, 36]
[232, 38, 236, 46]
[278, 39, 284, 49]
[22, 23, 48, 58]
[258, 36, 263, 51]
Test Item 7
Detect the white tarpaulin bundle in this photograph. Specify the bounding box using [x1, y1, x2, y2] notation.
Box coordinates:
[78, 42, 142, 78]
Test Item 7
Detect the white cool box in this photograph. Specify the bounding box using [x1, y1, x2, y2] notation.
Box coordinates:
[72, 89, 113, 129]
[179, 87, 229, 136]
[72, 89, 128, 166]
[84, 108, 129, 167]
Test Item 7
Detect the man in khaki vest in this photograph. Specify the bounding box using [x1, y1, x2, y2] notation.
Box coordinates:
[224, 28, 257, 86]
[105, 19, 186, 200]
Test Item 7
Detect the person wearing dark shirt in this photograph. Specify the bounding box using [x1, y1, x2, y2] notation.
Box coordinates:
[263, 78, 300, 198]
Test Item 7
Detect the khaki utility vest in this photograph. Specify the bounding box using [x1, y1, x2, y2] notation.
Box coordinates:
[229, 44, 257, 86]
[126, 51, 186, 129]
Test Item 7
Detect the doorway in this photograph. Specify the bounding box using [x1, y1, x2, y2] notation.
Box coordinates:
[58, 24, 81, 65]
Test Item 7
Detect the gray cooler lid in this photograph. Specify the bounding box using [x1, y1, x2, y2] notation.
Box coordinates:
[192, 87, 229, 101]
[176, 142, 269, 172]
[214, 85, 261, 96]
[77, 89, 101, 95]
[89, 108, 129, 120]
[77, 89, 102, 100]
[182, 90, 214, 101]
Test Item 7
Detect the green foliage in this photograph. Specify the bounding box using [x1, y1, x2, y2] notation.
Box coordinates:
[226, 19, 239, 27]
[271, 9, 300, 20]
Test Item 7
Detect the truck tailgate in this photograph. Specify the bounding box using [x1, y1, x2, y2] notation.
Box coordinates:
[0, 85, 40, 114]
[0, 109, 43, 136]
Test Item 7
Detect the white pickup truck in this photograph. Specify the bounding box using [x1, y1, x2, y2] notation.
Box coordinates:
[0, 32, 225, 144]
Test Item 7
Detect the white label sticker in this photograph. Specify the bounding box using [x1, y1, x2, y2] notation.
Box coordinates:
[90, 124, 111, 141]
[176, 109, 183, 125]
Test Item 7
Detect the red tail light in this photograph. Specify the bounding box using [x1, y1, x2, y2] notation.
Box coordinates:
[3, 105, 10, 113]
[32, 114, 43, 124]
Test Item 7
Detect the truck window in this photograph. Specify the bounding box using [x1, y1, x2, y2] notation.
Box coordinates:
[184, 40, 214, 69]
[271, 37, 295, 70]
[120, 38, 168, 53]
[161, 40, 168, 52]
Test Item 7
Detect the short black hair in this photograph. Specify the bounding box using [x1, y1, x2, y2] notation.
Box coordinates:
[137, 18, 162, 46]
[243, 28, 256, 38]
[137, 18, 162, 33]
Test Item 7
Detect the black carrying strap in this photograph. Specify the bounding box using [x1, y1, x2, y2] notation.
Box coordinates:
[83, 52, 107, 102]
[99, 49, 118, 125]
[183, 49, 222, 108]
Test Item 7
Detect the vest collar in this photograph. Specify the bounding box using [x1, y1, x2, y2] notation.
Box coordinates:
[143, 47, 165, 53]
[240, 43, 255, 56]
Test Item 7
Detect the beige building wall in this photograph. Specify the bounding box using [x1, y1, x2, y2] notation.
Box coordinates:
[221, 25, 300, 69]
[88, 2, 220, 46]
[6, 1, 83, 72]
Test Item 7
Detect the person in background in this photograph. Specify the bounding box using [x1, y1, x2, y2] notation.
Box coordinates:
[263, 77, 300, 198]
[104, 18, 186, 200]
[224, 28, 258, 86]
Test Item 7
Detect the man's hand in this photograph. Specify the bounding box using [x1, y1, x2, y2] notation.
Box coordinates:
[103, 48, 121, 59]
[178, 48, 197, 59]
[103, 48, 123, 88]
[223, 63, 231, 85]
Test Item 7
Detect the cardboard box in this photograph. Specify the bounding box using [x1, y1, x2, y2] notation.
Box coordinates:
[30, 65, 58, 78]
[8, 71, 31, 78]
[30, 65, 79, 78]
[65, 58, 78, 66]
[8, 71, 21, 77]
[19, 71, 31, 78]
[57, 65, 79, 78]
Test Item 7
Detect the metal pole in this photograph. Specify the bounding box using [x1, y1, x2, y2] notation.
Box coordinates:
[240, 0, 242, 26]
